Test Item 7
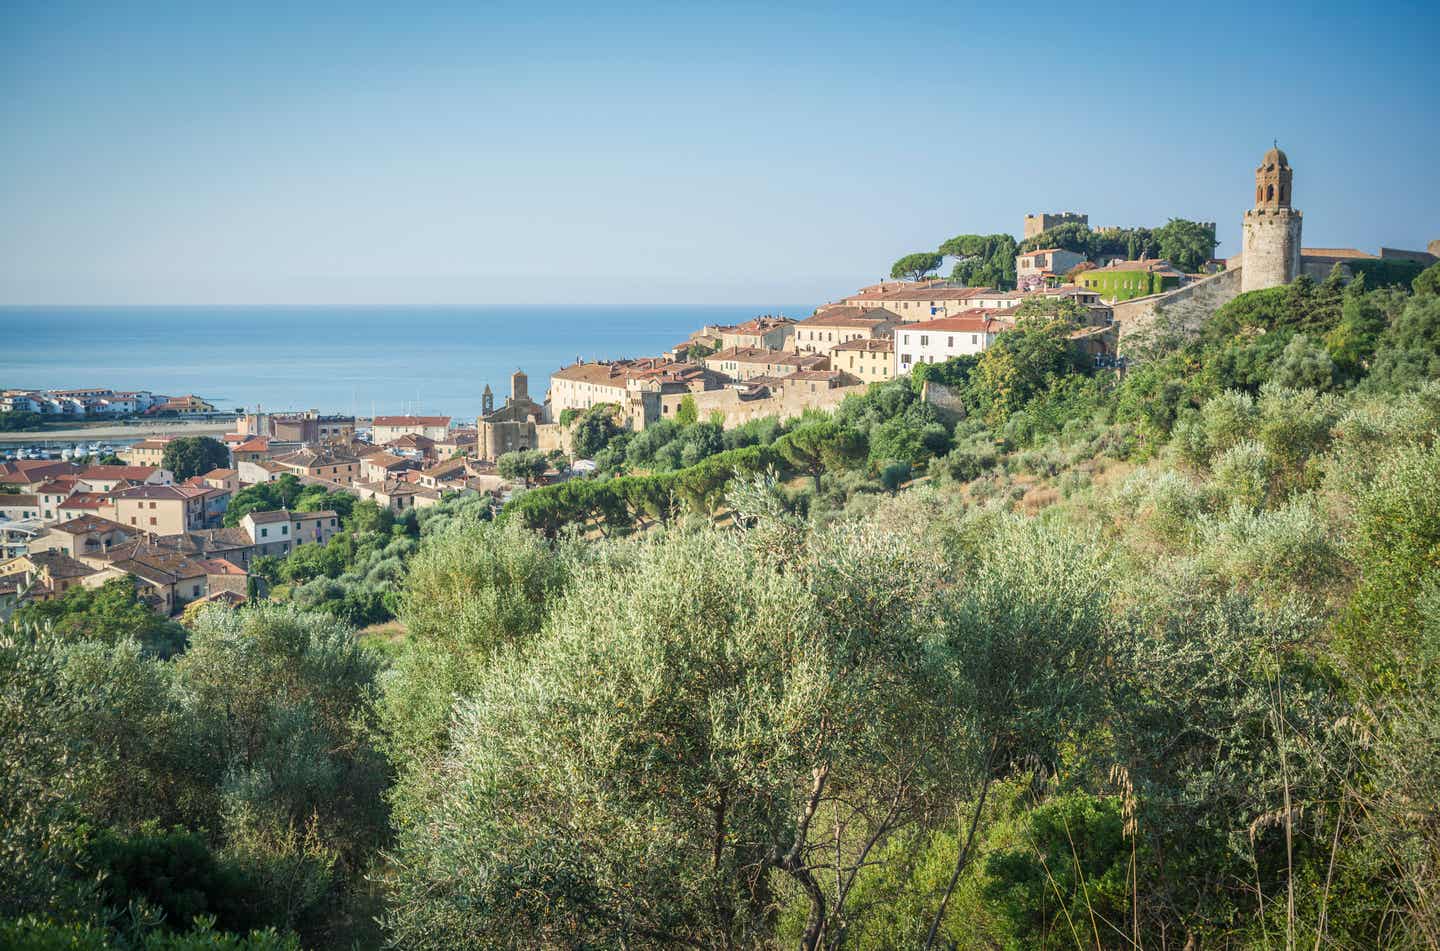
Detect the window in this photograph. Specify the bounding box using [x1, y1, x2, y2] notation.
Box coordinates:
[260, 527, 268, 538]
[902, 334, 909, 344]
[947, 336, 954, 347]
[192, 584, 201, 597]
[971, 334, 978, 345]
[920, 336, 929, 346]
[149, 517, 156, 526]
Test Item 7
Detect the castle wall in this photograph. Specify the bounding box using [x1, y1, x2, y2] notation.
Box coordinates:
[1240, 209, 1302, 293]
[655, 382, 869, 429]
[1114, 267, 1245, 344]
[1023, 212, 1088, 240]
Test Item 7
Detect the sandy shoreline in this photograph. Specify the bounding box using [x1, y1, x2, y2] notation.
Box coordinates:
[0, 418, 237, 443]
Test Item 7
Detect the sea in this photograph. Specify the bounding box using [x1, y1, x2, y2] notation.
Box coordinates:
[0, 305, 812, 424]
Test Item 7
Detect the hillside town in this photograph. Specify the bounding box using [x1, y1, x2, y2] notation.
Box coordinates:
[3, 147, 1436, 622]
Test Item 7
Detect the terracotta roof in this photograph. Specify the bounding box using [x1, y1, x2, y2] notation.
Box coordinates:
[202, 468, 237, 478]
[900, 311, 1017, 333]
[0, 493, 39, 508]
[1301, 247, 1377, 259]
[29, 550, 98, 579]
[198, 557, 247, 576]
[111, 484, 208, 501]
[421, 459, 467, 478]
[52, 514, 130, 534]
[291, 510, 338, 521]
[797, 307, 900, 328]
[552, 358, 722, 389]
[365, 451, 413, 470]
[243, 509, 293, 524]
[372, 415, 450, 427]
[831, 337, 894, 352]
[79, 465, 159, 481]
[58, 492, 110, 510]
[0, 460, 81, 482]
[781, 369, 864, 386]
[110, 546, 208, 583]
[34, 479, 79, 495]
[706, 346, 824, 367]
[234, 437, 270, 453]
[727, 316, 796, 333]
[192, 589, 247, 606]
[273, 448, 359, 468]
[385, 434, 436, 449]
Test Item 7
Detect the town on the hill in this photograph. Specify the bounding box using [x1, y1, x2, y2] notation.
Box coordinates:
[2, 146, 1436, 620]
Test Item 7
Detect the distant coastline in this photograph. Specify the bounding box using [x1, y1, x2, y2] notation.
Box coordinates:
[0, 305, 810, 421]
[0, 418, 235, 444]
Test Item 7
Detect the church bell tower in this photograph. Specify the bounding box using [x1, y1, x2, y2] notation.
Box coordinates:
[1240, 144, 1303, 293]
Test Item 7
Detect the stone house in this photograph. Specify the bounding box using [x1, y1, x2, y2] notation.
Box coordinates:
[371, 415, 451, 442]
[831, 337, 895, 383]
[1015, 248, 1088, 292]
[894, 312, 1017, 375]
[120, 438, 175, 467]
[27, 514, 137, 559]
[109, 483, 210, 535]
[703, 347, 829, 382]
[791, 308, 898, 357]
[76, 465, 173, 492]
[354, 479, 441, 513]
[0, 494, 40, 521]
[270, 448, 362, 486]
[718, 316, 797, 351]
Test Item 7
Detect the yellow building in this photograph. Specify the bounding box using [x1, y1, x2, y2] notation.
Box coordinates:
[831, 337, 894, 383]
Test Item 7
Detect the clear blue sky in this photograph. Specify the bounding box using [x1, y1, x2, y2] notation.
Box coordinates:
[2, 0, 1436, 305]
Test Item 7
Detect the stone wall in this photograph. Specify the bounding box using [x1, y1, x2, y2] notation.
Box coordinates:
[656, 381, 869, 430]
[920, 380, 966, 421]
[534, 423, 569, 454]
[1114, 266, 1245, 345]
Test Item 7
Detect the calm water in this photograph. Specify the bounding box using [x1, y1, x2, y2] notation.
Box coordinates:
[0, 306, 810, 422]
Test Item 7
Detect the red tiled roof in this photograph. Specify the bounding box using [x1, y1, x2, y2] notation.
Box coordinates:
[58, 492, 109, 510]
[902, 311, 1017, 333]
[79, 465, 159, 481]
[372, 415, 450, 427]
[197, 557, 247, 576]
[1301, 247, 1377, 259]
[52, 514, 129, 534]
[111, 484, 208, 501]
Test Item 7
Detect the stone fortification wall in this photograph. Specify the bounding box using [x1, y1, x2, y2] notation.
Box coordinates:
[1114, 267, 1245, 345]
[656, 381, 869, 429]
[919, 380, 966, 421]
[534, 423, 569, 454]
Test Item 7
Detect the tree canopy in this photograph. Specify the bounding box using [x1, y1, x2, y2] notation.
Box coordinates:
[161, 436, 229, 480]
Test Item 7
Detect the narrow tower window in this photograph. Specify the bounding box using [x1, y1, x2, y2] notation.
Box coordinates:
[1266, 184, 1274, 202]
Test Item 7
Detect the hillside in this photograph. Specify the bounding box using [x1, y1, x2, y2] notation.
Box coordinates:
[5, 262, 1440, 949]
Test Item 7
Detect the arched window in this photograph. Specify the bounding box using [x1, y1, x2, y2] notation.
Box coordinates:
[1279, 184, 1288, 203]
[1257, 185, 1263, 204]
[1266, 184, 1274, 202]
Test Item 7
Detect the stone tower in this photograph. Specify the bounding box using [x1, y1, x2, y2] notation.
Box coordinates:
[481, 383, 494, 417]
[1240, 145, 1303, 293]
[510, 369, 528, 406]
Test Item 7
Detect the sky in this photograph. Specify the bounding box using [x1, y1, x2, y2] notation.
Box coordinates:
[2, 0, 1437, 306]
